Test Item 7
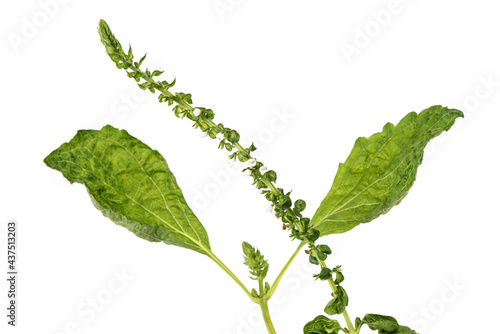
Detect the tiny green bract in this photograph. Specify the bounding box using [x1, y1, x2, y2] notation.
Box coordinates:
[44, 20, 463, 334]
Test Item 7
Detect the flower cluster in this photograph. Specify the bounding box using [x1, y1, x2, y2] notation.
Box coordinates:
[99, 18, 334, 290]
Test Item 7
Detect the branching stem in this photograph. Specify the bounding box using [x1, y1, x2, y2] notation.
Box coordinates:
[314, 249, 356, 334]
[266, 240, 306, 299]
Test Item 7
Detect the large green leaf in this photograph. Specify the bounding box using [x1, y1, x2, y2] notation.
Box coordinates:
[44, 125, 211, 255]
[311, 106, 463, 235]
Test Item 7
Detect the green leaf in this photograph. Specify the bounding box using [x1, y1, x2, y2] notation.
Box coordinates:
[317, 244, 332, 255]
[227, 129, 240, 143]
[138, 82, 149, 90]
[362, 314, 399, 333]
[294, 199, 307, 212]
[313, 268, 332, 281]
[358, 314, 419, 334]
[396, 326, 418, 334]
[333, 271, 344, 284]
[324, 285, 348, 315]
[44, 125, 211, 255]
[126, 44, 133, 62]
[303, 315, 343, 334]
[355, 317, 362, 330]
[138, 53, 147, 66]
[309, 254, 320, 265]
[311, 106, 463, 235]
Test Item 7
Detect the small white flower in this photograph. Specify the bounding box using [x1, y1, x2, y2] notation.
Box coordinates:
[216, 133, 224, 140]
[171, 91, 178, 96]
[227, 158, 235, 168]
[266, 205, 274, 213]
[243, 169, 252, 176]
[248, 158, 257, 167]
[259, 166, 268, 174]
[193, 109, 201, 117]
[179, 112, 186, 119]
[199, 131, 207, 138]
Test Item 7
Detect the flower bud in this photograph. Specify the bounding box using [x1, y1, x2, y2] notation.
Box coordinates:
[227, 130, 240, 143]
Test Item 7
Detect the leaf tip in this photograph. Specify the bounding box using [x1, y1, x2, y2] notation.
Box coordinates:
[445, 106, 464, 119]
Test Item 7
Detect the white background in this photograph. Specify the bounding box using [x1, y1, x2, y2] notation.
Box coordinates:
[1, 1, 499, 333]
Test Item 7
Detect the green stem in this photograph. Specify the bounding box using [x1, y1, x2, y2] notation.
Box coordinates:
[259, 277, 264, 297]
[259, 298, 277, 334]
[154, 73, 354, 334]
[266, 240, 306, 299]
[102, 32, 357, 334]
[313, 248, 339, 297]
[206, 250, 259, 303]
[142, 64, 351, 333]
[313, 249, 356, 334]
[257, 241, 307, 333]
[342, 309, 356, 334]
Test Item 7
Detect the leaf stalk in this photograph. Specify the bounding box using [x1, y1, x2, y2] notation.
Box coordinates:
[206, 250, 259, 303]
[266, 240, 306, 299]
